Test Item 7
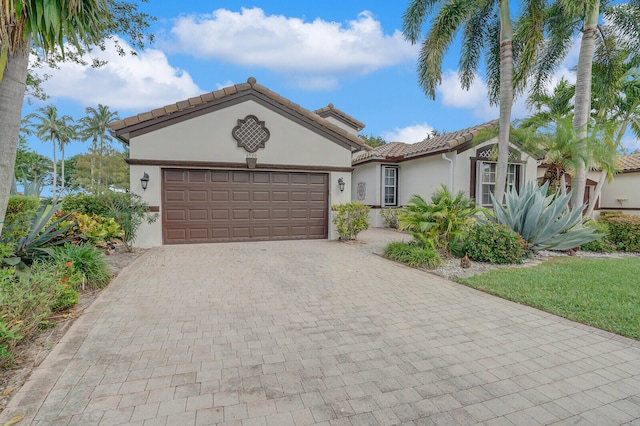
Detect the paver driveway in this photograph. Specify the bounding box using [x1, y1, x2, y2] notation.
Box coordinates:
[2, 229, 640, 425]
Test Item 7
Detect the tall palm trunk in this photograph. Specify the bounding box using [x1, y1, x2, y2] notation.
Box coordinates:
[51, 135, 57, 200]
[571, 2, 599, 209]
[60, 143, 65, 197]
[0, 45, 29, 234]
[495, 0, 514, 204]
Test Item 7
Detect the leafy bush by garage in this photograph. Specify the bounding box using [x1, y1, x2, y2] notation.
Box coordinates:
[466, 223, 531, 264]
[332, 202, 371, 240]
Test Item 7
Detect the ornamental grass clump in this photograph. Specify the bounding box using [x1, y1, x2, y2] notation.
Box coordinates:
[466, 223, 531, 264]
[485, 181, 601, 252]
[384, 233, 443, 269]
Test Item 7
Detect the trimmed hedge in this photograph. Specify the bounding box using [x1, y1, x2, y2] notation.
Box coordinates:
[466, 223, 531, 264]
[603, 214, 640, 252]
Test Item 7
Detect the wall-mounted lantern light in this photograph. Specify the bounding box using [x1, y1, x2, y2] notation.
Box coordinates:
[140, 172, 150, 191]
[338, 177, 345, 192]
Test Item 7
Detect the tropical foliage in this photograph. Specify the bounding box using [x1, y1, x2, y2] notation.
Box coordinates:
[398, 186, 483, 252]
[484, 181, 601, 252]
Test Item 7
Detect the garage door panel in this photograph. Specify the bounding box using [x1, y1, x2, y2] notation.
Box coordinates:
[210, 172, 229, 182]
[232, 209, 250, 220]
[164, 170, 186, 182]
[309, 174, 327, 185]
[165, 190, 186, 202]
[253, 191, 269, 202]
[187, 170, 208, 183]
[211, 190, 229, 201]
[165, 210, 186, 221]
[271, 191, 289, 202]
[252, 209, 270, 220]
[232, 172, 250, 183]
[163, 169, 328, 244]
[211, 209, 229, 220]
[188, 190, 208, 202]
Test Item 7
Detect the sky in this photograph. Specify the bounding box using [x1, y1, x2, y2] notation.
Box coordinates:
[21, 0, 639, 160]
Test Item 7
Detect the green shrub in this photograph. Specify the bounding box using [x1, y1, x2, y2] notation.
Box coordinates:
[399, 185, 482, 252]
[52, 285, 79, 312]
[580, 220, 618, 252]
[384, 236, 443, 269]
[62, 192, 158, 252]
[57, 211, 123, 246]
[0, 261, 62, 358]
[102, 192, 159, 251]
[52, 244, 113, 288]
[466, 223, 531, 264]
[603, 214, 640, 252]
[486, 181, 602, 252]
[380, 208, 401, 229]
[1, 195, 40, 242]
[331, 202, 371, 240]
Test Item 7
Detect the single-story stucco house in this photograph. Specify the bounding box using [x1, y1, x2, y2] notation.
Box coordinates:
[351, 122, 542, 227]
[592, 153, 640, 216]
[110, 77, 369, 247]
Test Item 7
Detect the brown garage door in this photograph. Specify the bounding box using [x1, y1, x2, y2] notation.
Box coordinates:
[162, 169, 329, 244]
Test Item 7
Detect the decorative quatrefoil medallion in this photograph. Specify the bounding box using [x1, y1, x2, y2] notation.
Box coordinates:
[232, 115, 270, 153]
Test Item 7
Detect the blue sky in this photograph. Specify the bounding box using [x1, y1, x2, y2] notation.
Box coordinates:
[22, 1, 636, 160]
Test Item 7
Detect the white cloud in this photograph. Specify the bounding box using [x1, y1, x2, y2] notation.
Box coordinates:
[436, 70, 533, 121]
[382, 123, 435, 143]
[215, 80, 235, 90]
[35, 37, 203, 110]
[167, 7, 417, 84]
[621, 135, 640, 153]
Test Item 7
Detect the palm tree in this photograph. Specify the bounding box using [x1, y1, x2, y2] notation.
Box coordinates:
[527, 0, 640, 208]
[0, 1, 152, 233]
[402, 0, 544, 204]
[56, 116, 78, 197]
[79, 104, 120, 194]
[25, 105, 71, 200]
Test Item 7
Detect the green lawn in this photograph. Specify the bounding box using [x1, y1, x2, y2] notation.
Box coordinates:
[459, 257, 640, 340]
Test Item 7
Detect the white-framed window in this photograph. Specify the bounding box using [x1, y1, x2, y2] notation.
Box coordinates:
[382, 166, 398, 206]
[478, 162, 521, 206]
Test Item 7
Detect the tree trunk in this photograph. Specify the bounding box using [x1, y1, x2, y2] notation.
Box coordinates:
[571, 2, 599, 209]
[61, 144, 65, 197]
[585, 169, 606, 218]
[495, 0, 514, 205]
[0, 45, 30, 234]
[51, 136, 57, 200]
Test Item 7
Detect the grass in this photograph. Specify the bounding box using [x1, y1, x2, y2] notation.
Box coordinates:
[459, 257, 640, 340]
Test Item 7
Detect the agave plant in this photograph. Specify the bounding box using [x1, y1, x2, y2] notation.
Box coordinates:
[484, 181, 601, 252]
[3, 202, 74, 272]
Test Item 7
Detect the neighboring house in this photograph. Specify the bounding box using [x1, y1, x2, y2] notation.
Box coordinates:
[535, 153, 640, 217]
[596, 153, 640, 215]
[110, 77, 368, 247]
[351, 121, 541, 227]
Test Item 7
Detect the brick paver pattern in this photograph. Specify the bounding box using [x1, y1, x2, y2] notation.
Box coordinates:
[1, 229, 639, 425]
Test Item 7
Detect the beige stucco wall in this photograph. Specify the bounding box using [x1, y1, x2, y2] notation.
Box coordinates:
[398, 157, 450, 205]
[131, 101, 351, 167]
[600, 172, 640, 212]
[129, 99, 354, 247]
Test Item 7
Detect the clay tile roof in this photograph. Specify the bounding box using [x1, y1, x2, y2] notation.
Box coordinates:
[352, 120, 498, 164]
[110, 77, 367, 150]
[618, 153, 640, 171]
[314, 103, 366, 131]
